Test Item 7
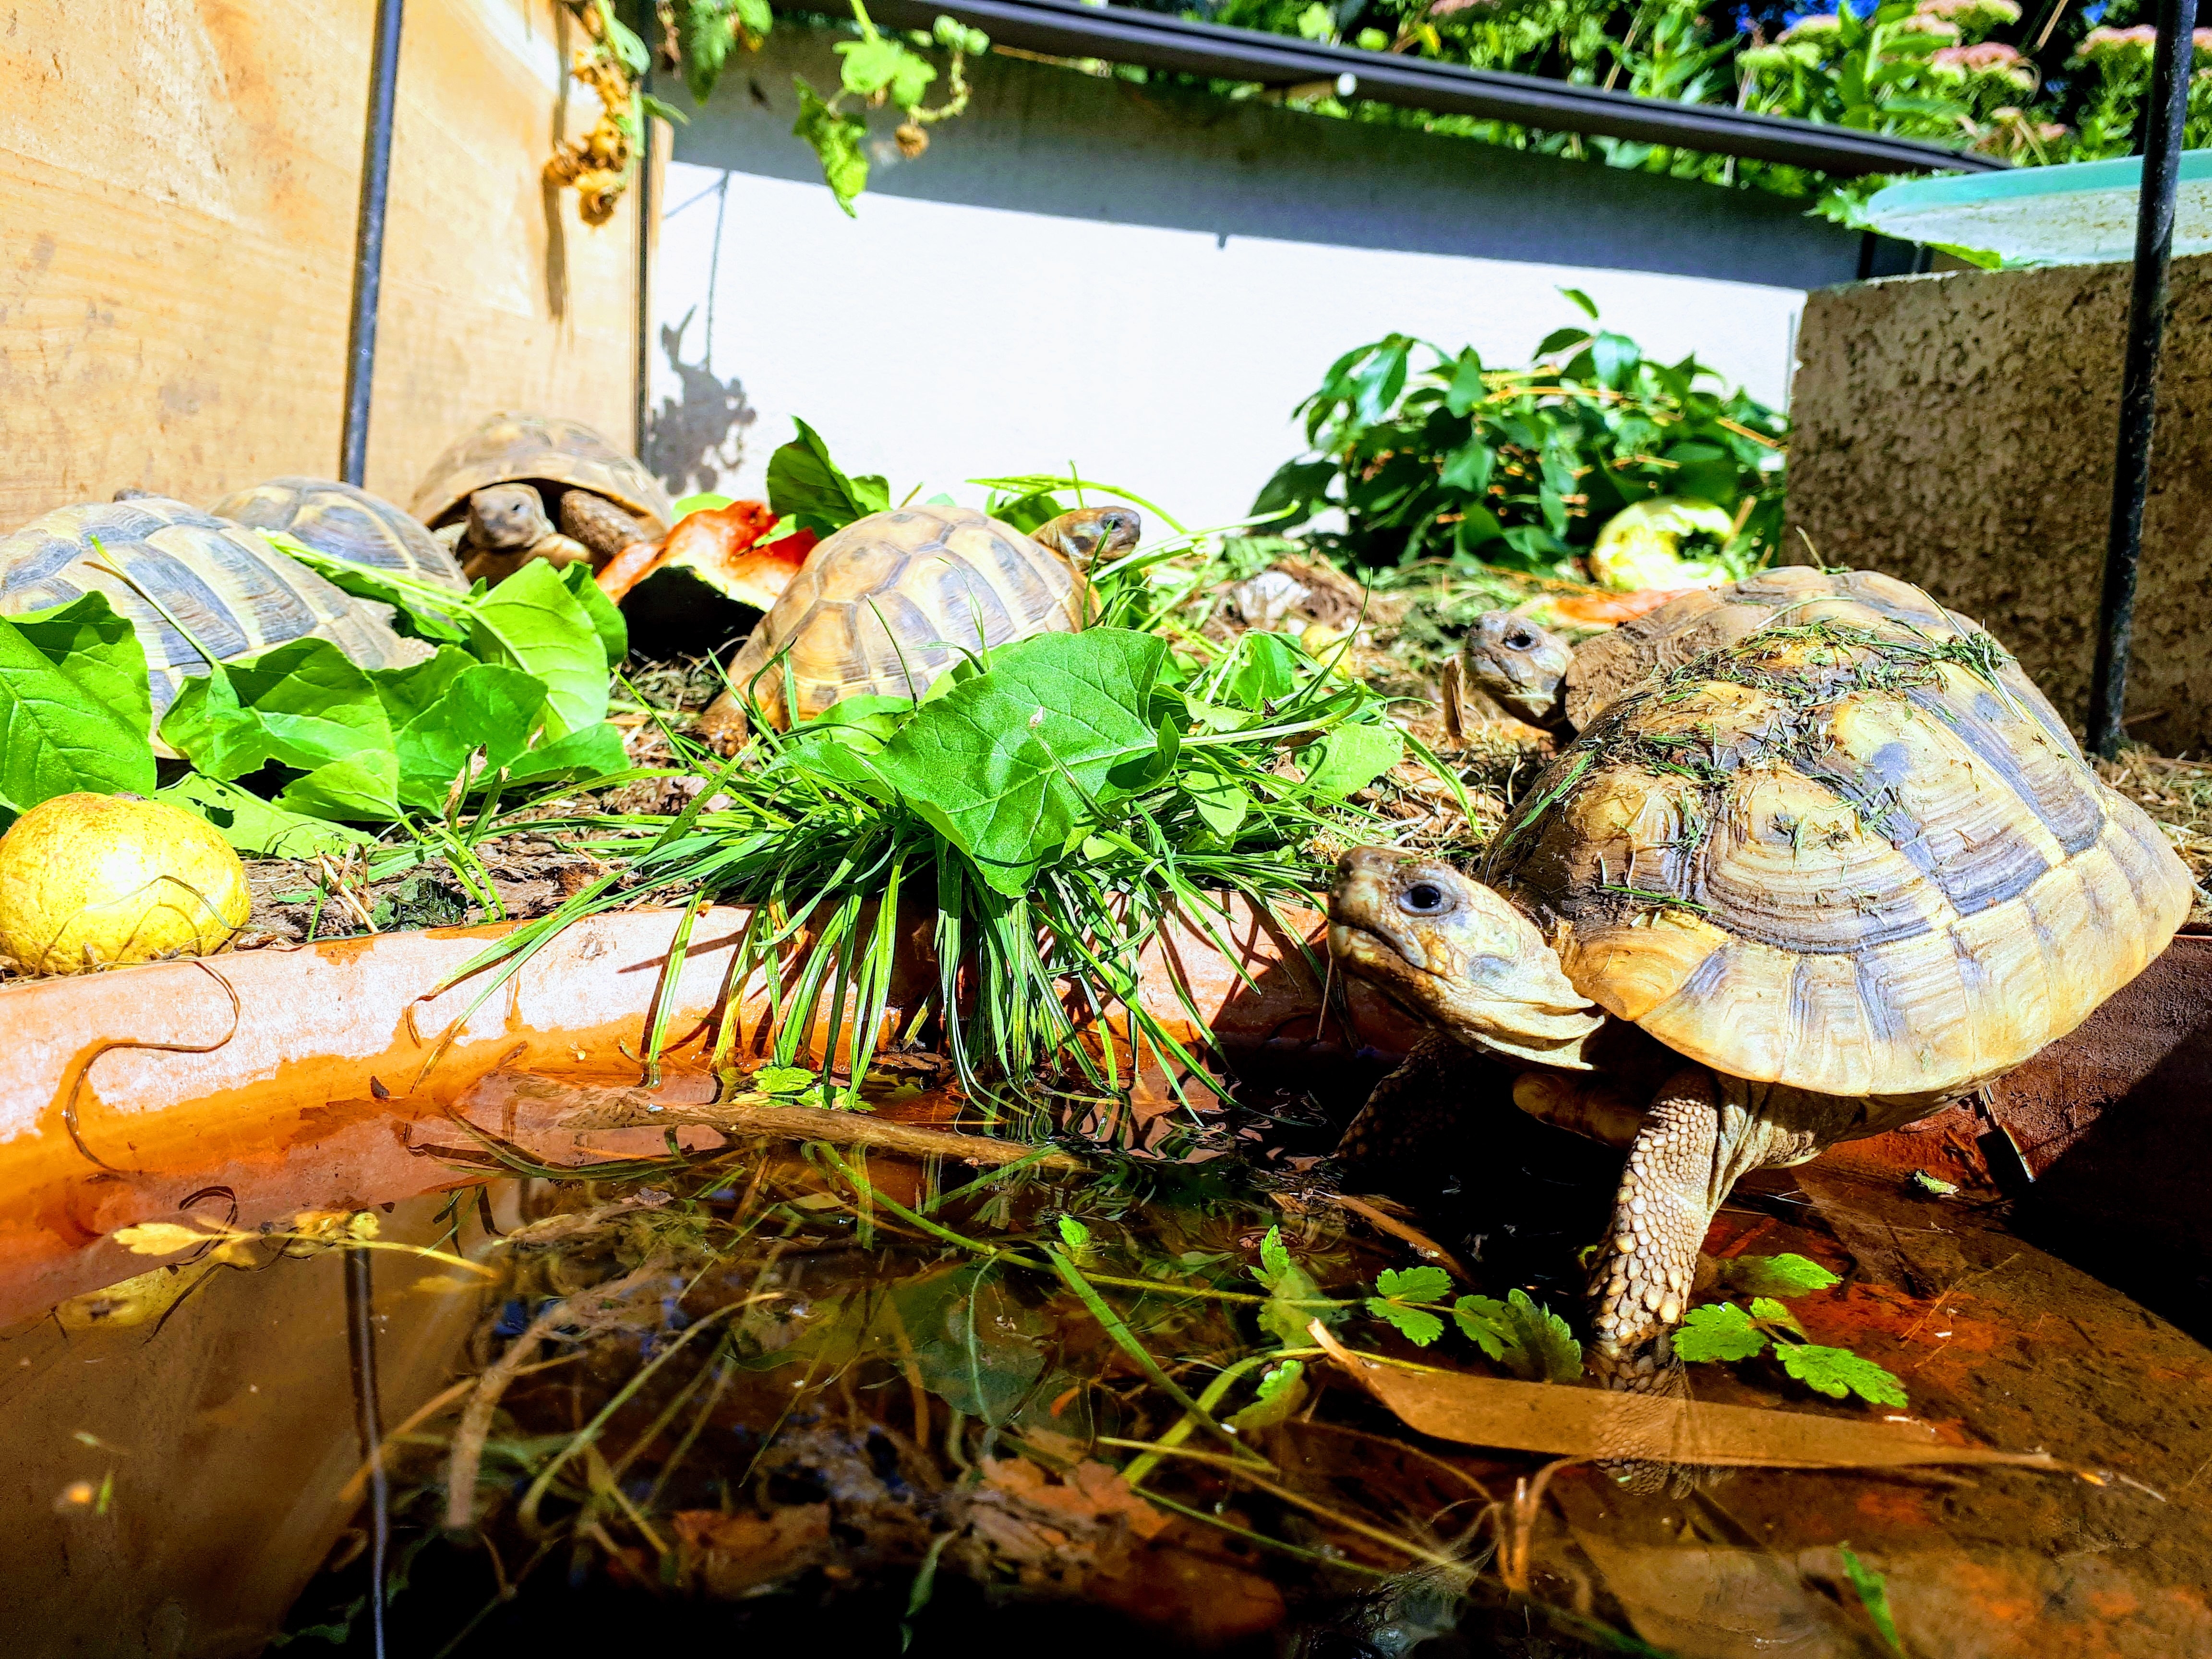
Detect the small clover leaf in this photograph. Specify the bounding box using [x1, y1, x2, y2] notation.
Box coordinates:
[1776, 1344, 1909, 1408]
[1670, 1301, 1769, 1363]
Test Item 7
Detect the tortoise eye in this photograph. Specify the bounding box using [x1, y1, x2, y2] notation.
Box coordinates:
[1400, 882, 1449, 914]
[1505, 628, 1537, 650]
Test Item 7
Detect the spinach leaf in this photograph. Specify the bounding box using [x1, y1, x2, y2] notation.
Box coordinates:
[466, 560, 609, 737]
[0, 601, 157, 809]
[871, 629, 1164, 895]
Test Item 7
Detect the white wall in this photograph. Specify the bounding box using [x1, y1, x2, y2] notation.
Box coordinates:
[656, 164, 1806, 530]
[648, 31, 1853, 531]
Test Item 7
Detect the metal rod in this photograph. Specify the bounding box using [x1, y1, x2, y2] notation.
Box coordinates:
[2086, 0, 2198, 757]
[341, 0, 407, 488]
[344, 1245, 391, 1659]
[635, 69, 657, 462]
[827, 0, 2008, 177]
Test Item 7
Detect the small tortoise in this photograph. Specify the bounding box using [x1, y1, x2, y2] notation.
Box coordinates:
[1455, 567, 1941, 740]
[698, 502, 1141, 740]
[0, 497, 428, 736]
[208, 476, 468, 592]
[412, 413, 673, 583]
[1329, 572, 2190, 1385]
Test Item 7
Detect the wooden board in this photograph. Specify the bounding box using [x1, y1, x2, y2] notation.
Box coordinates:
[0, 0, 641, 531]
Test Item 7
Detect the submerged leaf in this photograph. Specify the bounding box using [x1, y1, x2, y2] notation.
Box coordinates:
[1228, 1358, 1309, 1431]
[1374, 1265, 1452, 1305]
[1837, 1545, 1905, 1654]
[111, 1222, 212, 1257]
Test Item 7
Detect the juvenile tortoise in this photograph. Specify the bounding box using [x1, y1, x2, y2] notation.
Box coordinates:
[697, 502, 1141, 742]
[1453, 566, 1951, 741]
[0, 497, 429, 737]
[208, 476, 468, 592]
[412, 412, 673, 583]
[1328, 572, 2191, 1386]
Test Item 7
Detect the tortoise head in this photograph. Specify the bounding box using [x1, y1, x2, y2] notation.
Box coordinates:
[1328, 847, 1601, 1068]
[1030, 506, 1142, 569]
[1461, 611, 1574, 730]
[466, 484, 553, 551]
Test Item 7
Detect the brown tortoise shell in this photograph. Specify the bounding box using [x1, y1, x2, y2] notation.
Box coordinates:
[0, 498, 428, 734]
[409, 413, 674, 535]
[722, 505, 1090, 730]
[209, 477, 468, 592]
[1563, 567, 1960, 730]
[1487, 570, 2193, 1102]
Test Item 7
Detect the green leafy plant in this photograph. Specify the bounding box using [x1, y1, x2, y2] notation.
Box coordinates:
[0, 592, 156, 816]
[792, 3, 992, 215]
[1453, 1288, 1586, 1382]
[1257, 301, 1786, 580]
[1671, 1293, 1908, 1407]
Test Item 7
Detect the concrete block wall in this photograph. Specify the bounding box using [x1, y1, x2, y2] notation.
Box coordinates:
[1787, 255, 2212, 755]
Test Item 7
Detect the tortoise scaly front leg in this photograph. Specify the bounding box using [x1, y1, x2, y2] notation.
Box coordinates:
[1587, 1068, 1722, 1389]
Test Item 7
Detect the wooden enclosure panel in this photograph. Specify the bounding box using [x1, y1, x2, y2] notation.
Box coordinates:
[0, 0, 639, 532]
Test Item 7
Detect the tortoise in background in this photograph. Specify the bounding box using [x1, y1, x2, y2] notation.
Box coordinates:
[1454, 567, 1960, 740]
[0, 497, 428, 736]
[1328, 572, 2191, 1385]
[208, 476, 468, 593]
[412, 413, 673, 583]
[697, 502, 1141, 743]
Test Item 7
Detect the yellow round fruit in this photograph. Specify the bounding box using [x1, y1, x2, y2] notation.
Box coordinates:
[0, 793, 251, 974]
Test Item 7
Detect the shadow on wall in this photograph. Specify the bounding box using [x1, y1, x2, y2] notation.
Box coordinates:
[647, 308, 757, 497]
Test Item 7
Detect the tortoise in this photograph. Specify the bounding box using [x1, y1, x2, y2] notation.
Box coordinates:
[697, 503, 1142, 742]
[1327, 571, 2192, 1386]
[411, 412, 673, 584]
[207, 476, 468, 592]
[0, 497, 429, 736]
[1453, 566, 1936, 740]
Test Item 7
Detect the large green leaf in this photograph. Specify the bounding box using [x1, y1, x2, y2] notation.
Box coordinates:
[871, 629, 1165, 895]
[367, 646, 478, 730]
[392, 662, 547, 811]
[11, 592, 153, 743]
[503, 721, 631, 790]
[466, 559, 609, 737]
[162, 639, 393, 781]
[276, 750, 403, 823]
[558, 562, 628, 668]
[0, 608, 156, 810]
[766, 416, 890, 535]
[159, 773, 371, 858]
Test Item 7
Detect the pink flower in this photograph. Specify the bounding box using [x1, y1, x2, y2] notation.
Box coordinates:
[1933, 40, 2022, 67]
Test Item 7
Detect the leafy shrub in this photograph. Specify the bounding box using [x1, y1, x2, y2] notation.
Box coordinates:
[1254, 297, 1786, 581]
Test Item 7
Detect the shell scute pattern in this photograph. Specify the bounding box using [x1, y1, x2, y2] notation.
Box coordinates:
[210, 477, 466, 590]
[725, 505, 1088, 729]
[0, 498, 424, 732]
[410, 412, 673, 532]
[1489, 581, 2193, 1099]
